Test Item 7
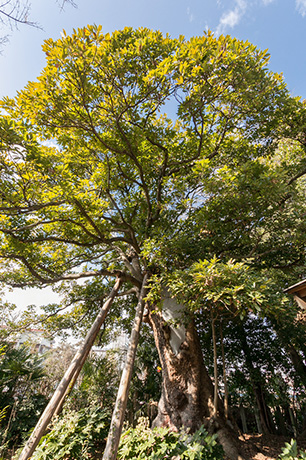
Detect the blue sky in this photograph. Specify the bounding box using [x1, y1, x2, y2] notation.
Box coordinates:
[1, 0, 306, 100]
[1, 0, 306, 309]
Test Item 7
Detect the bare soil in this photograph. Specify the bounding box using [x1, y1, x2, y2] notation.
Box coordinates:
[238, 434, 306, 460]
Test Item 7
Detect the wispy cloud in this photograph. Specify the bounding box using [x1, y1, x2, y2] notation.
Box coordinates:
[261, 0, 275, 5]
[296, 0, 306, 16]
[215, 0, 247, 36]
[187, 7, 195, 23]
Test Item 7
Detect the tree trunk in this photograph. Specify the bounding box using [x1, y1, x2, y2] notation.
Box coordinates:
[275, 406, 288, 436]
[102, 274, 148, 460]
[148, 292, 245, 460]
[253, 381, 276, 434]
[54, 350, 88, 417]
[211, 313, 219, 417]
[288, 344, 306, 388]
[254, 406, 262, 433]
[300, 405, 306, 438]
[289, 406, 297, 438]
[272, 321, 306, 389]
[238, 323, 275, 435]
[18, 277, 122, 460]
[220, 321, 229, 419]
[239, 404, 248, 434]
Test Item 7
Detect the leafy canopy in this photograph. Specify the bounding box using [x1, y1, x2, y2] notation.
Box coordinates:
[0, 26, 305, 301]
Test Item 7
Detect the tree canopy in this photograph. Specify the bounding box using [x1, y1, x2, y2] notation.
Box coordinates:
[1, 26, 306, 460]
[1, 26, 306, 292]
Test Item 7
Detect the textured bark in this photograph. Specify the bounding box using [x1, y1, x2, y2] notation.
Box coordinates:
[254, 406, 262, 433]
[102, 275, 147, 460]
[150, 311, 213, 431]
[253, 381, 276, 434]
[275, 406, 288, 436]
[239, 404, 248, 434]
[148, 299, 245, 460]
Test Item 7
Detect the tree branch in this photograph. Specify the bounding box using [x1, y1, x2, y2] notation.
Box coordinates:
[288, 166, 306, 186]
[0, 254, 141, 287]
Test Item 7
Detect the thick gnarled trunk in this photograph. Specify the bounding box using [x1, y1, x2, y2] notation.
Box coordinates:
[148, 293, 245, 460]
[150, 310, 214, 431]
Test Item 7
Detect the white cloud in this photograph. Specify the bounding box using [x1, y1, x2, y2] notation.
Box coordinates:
[215, 0, 247, 35]
[261, 0, 275, 5]
[187, 7, 195, 23]
[296, 0, 306, 16]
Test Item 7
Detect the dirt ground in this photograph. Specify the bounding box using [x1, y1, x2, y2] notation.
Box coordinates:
[238, 434, 306, 459]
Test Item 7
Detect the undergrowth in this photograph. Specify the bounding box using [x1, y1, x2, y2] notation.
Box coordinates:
[117, 417, 224, 460]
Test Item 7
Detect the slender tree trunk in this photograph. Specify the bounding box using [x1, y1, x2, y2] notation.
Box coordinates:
[220, 322, 229, 419]
[275, 406, 288, 436]
[288, 344, 306, 388]
[18, 277, 122, 460]
[300, 405, 306, 438]
[252, 378, 276, 434]
[289, 407, 297, 438]
[211, 312, 218, 417]
[254, 406, 262, 433]
[54, 350, 88, 417]
[239, 404, 248, 434]
[102, 274, 148, 460]
[272, 321, 306, 389]
[238, 323, 275, 435]
[148, 293, 245, 460]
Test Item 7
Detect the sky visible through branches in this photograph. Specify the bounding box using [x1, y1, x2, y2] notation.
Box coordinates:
[1, 0, 306, 311]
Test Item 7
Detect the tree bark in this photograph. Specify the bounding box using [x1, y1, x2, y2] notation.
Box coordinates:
[211, 313, 218, 417]
[102, 274, 148, 460]
[238, 323, 275, 435]
[289, 406, 297, 438]
[239, 404, 248, 434]
[252, 381, 276, 434]
[254, 406, 262, 433]
[53, 349, 88, 417]
[275, 406, 288, 436]
[148, 293, 245, 460]
[220, 321, 229, 419]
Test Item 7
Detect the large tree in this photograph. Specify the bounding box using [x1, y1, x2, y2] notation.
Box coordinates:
[1, 26, 306, 459]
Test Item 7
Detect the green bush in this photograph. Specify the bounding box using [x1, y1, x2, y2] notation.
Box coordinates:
[0, 343, 47, 454]
[23, 405, 110, 460]
[279, 439, 306, 460]
[117, 418, 224, 460]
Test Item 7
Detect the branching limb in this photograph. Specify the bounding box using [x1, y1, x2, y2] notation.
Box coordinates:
[0, 254, 141, 287]
[288, 166, 306, 186]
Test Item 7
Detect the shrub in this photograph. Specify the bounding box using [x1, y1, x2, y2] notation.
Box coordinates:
[17, 413, 223, 460]
[21, 405, 110, 460]
[117, 418, 224, 460]
[279, 439, 306, 460]
[0, 343, 47, 454]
